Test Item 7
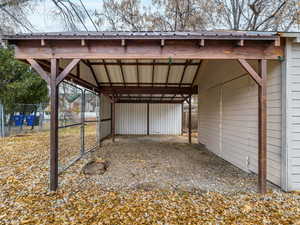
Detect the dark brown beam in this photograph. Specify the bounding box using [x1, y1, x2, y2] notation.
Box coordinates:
[258, 59, 267, 194]
[112, 96, 115, 142]
[152, 59, 155, 86]
[238, 59, 262, 86]
[27, 59, 50, 84]
[118, 60, 126, 86]
[136, 59, 140, 86]
[56, 58, 81, 85]
[160, 63, 172, 101]
[117, 96, 185, 99]
[100, 86, 197, 95]
[103, 60, 112, 86]
[50, 58, 59, 191]
[188, 95, 192, 144]
[82, 60, 100, 88]
[12, 39, 282, 60]
[98, 82, 191, 86]
[179, 59, 190, 87]
[191, 60, 203, 85]
[117, 100, 183, 104]
[90, 61, 200, 66]
[76, 63, 80, 77]
[37, 60, 99, 92]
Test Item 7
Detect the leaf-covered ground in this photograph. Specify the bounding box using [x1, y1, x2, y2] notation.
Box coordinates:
[1, 131, 300, 224]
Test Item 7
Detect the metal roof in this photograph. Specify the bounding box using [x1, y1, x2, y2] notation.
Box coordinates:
[3, 31, 279, 40]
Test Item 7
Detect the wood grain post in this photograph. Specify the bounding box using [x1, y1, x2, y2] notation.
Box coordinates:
[112, 97, 115, 142]
[50, 58, 59, 191]
[181, 103, 184, 136]
[188, 95, 192, 144]
[258, 59, 267, 194]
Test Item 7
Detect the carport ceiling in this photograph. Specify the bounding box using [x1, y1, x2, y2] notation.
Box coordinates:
[4, 31, 282, 103]
[36, 58, 200, 103]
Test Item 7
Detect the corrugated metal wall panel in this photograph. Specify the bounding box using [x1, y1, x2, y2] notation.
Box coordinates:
[116, 103, 147, 134]
[149, 104, 181, 135]
[100, 94, 111, 139]
[198, 59, 282, 187]
[284, 39, 300, 191]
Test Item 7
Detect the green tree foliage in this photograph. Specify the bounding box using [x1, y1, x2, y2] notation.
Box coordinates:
[0, 47, 48, 113]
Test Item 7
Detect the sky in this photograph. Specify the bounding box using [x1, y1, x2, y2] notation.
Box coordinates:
[26, 0, 151, 32]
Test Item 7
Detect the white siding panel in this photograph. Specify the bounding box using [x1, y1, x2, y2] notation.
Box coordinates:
[198, 59, 282, 186]
[116, 104, 147, 135]
[285, 39, 300, 190]
[149, 104, 181, 135]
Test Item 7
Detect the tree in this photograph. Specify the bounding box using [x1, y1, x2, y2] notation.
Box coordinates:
[0, 47, 48, 114]
[212, 0, 298, 31]
[0, 0, 34, 34]
[95, 0, 298, 31]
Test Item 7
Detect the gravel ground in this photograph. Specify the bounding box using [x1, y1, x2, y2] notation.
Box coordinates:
[1, 132, 300, 224]
[88, 135, 277, 194]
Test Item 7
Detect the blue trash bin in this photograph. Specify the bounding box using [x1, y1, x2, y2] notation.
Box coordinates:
[14, 115, 25, 126]
[27, 115, 35, 126]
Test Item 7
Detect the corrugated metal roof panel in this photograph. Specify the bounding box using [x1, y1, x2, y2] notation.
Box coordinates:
[3, 31, 279, 40]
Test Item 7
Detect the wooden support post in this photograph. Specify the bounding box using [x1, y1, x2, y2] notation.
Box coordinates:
[112, 97, 115, 142]
[50, 58, 59, 191]
[181, 103, 184, 136]
[258, 59, 267, 194]
[238, 58, 267, 194]
[147, 103, 150, 135]
[188, 95, 192, 144]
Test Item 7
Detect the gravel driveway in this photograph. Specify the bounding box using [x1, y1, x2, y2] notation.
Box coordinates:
[87, 135, 276, 194]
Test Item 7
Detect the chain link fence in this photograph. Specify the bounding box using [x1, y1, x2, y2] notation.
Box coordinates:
[0, 81, 100, 172]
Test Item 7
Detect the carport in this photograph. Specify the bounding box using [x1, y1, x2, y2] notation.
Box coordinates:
[3, 31, 283, 193]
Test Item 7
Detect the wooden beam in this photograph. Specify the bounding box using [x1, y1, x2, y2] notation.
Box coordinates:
[136, 59, 140, 87]
[49, 58, 59, 191]
[112, 97, 115, 142]
[83, 60, 100, 88]
[258, 59, 267, 194]
[27, 59, 50, 83]
[103, 59, 112, 86]
[238, 59, 262, 86]
[100, 86, 197, 95]
[191, 60, 202, 85]
[56, 58, 81, 85]
[179, 59, 190, 87]
[117, 100, 183, 104]
[188, 95, 192, 144]
[90, 62, 200, 66]
[118, 60, 126, 86]
[13, 39, 283, 59]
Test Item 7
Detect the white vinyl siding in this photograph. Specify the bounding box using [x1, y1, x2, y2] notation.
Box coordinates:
[284, 39, 300, 191]
[198, 60, 282, 186]
[116, 104, 148, 135]
[115, 103, 181, 135]
[149, 104, 182, 135]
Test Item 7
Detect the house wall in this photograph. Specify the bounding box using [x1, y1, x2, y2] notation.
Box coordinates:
[115, 103, 182, 135]
[197, 59, 282, 186]
[283, 38, 300, 191]
[100, 94, 111, 140]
